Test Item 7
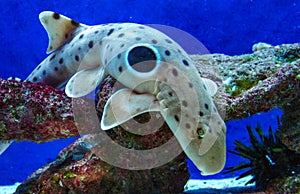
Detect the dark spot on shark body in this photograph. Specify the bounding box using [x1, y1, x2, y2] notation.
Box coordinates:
[118, 66, 123, 72]
[165, 50, 171, 56]
[185, 123, 191, 129]
[174, 115, 180, 122]
[53, 13, 60, 20]
[71, 20, 80, 27]
[107, 28, 114, 36]
[205, 103, 209, 110]
[172, 68, 178, 77]
[59, 58, 64, 64]
[118, 33, 125, 38]
[152, 39, 158, 44]
[88, 41, 94, 48]
[165, 39, 172, 44]
[49, 54, 56, 61]
[182, 100, 188, 107]
[182, 59, 189, 66]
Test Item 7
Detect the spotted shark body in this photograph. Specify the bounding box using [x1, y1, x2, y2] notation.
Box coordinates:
[2, 11, 227, 175]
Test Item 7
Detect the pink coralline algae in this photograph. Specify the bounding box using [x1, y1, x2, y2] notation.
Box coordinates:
[1, 43, 299, 193]
[0, 79, 79, 142]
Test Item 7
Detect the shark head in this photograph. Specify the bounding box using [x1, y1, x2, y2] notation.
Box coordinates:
[25, 11, 226, 175]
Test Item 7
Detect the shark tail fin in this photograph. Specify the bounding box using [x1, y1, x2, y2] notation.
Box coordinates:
[0, 141, 13, 155]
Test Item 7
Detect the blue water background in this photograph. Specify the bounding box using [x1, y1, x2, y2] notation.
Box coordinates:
[0, 0, 298, 185]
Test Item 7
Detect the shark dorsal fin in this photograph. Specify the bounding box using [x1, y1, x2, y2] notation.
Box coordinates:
[39, 11, 84, 54]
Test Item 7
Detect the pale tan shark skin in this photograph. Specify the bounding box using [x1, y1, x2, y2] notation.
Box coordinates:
[14, 11, 226, 175]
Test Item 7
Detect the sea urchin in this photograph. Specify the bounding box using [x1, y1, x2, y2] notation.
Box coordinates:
[224, 125, 300, 190]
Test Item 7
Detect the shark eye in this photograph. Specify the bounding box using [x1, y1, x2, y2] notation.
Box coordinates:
[197, 127, 206, 138]
[127, 46, 158, 72]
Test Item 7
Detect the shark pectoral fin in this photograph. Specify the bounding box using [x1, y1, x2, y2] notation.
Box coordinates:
[101, 89, 160, 130]
[202, 78, 218, 96]
[39, 11, 86, 54]
[0, 141, 13, 155]
[65, 67, 105, 98]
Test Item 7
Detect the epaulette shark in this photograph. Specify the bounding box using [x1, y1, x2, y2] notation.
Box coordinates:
[1, 11, 226, 175]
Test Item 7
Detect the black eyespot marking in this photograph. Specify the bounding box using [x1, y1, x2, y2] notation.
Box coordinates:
[118, 66, 123, 72]
[71, 20, 80, 27]
[75, 55, 80, 62]
[117, 53, 121, 59]
[199, 111, 204, 117]
[165, 50, 171, 56]
[118, 33, 125, 38]
[182, 100, 188, 107]
[79, 34, 84, 39]
[42, 70, 46, 75]
[135, 37, 142, 41]
[182, 59, 189, 66]
[33, 77, 38, 82]
[54, 67, 59, 71]
[204, 103, 209, 110]
[49, 54, 56, 61]
[107, 28, 114, 36]
[53, 13, 60, 20]
[172, 68, 178, 77]
[152, 39, 158, 44]
[165, 39, 172, 44]
[127, 46, 157, 72]
[59, 58, 64, 64]
[185, 123, 191, 129]
[174, 115, 180, 122]
[88, 41, 94, 48]
[168, 92, 173, 97]
[188, 82, 193, 88]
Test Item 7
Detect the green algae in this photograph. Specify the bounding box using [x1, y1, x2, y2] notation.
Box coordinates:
[275, 48, 300, 63]
[0, 121, 6, 133]
[63, 171, 77, 179]
[226, 78, 259, 96]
